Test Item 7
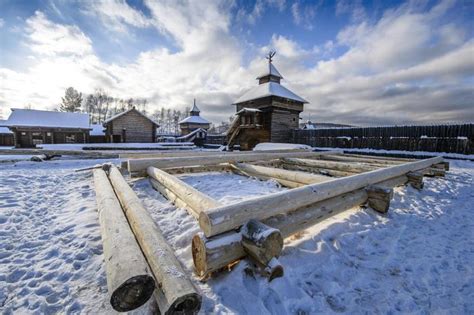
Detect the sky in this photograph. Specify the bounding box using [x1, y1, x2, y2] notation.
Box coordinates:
[0, 0, 473, 126]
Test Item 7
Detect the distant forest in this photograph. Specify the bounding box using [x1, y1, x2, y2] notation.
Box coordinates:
[56, 87, 231, 135]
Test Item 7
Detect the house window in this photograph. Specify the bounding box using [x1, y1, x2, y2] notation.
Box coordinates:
[32, 132, 43, 145]
[65, 134, 76, 143]
[21, 132, 26, 136]
[46, 132, 52, 136]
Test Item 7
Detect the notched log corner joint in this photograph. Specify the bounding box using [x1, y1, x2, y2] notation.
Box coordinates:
[365, 185, 394, 214]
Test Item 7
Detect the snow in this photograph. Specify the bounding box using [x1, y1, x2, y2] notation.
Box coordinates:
[90, 124, 105, 136]
[254, 142, 313, 151]
[236, 108, 262, 115]
[256, 63, 283, 79]
[1, 155, 474, 314]
[179, 115, 210, 125]
[3, 108, 90, 129]
[103, 108, 159, 126]
[37, 142, 195, 150]
[234, 81, 308, 104]
[313, 146, 474, 160]
[0, 120, 13, 134]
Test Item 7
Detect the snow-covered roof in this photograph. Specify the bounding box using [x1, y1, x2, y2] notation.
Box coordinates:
[104, 107, 159, 126]
[176, 127, 207, 140]
[179, 115, 210, 125]
[4, 108, 90, 129]
[90, 124, 105, 136]
[190, 102, 200, 113]
[256, 63, 283, 79]
[234, 81, 308, 104]
[236, 108, 262, 115]
[0, 120, 12, 134]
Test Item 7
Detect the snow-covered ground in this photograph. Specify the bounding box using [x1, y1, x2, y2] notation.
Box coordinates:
[38, 143, 195, 150]
[312, 146, 474, 160]
[1, 158, 473, 314]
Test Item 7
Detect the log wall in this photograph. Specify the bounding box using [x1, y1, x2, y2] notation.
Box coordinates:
[291, 124, 474, 154]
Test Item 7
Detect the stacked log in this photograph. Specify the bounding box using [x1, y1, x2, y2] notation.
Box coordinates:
[108, 167, 201, 314]
[93, 169, 155, 311]
[127, 150, 343, 176]
[199, 156, 443, 237]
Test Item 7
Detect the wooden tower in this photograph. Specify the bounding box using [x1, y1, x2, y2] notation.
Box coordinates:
[228, 51, 308, 150]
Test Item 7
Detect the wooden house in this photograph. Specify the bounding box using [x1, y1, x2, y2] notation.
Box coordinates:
[179, 100, 210, 135]
[0, 121, 14, 146]
[2, 109, 91, 148]
[103, 107, 159, 143]
[228, 52, 308, 150]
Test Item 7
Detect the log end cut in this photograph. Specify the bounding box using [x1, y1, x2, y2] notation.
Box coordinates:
[167, 293, 202, 315]
[192, 234, 208, 277]
[110, 274, 156, 312]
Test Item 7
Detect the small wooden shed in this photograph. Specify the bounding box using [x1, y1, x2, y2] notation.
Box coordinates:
[0, 121, 14, 146]
[2, 109, 91, 148]
[103, 107, 159, 143]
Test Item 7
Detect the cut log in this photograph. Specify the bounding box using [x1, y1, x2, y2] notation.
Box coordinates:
[199, 156, 443, 237]
[342, 153, 414, 162]
[407, 171, 424, 190]
[147, 166, 220, 217]
[149, 178, 194, 216]
[230, 167, 305, 188]
[93, 169, 155, 312]
[318, 154, 406, 166]
[241, 220, 283, 266]
[128, 150, 343, 176]
[162, 164, 231, 175]
[191, 175, 410, 276]
[230, 163, 332, 185]
[365, 185, 393, 213]
[428, 168, 446, 177]
[282, 157, 379, 173]
[280, 162, 355, 177]
[108, 167, 201, 315]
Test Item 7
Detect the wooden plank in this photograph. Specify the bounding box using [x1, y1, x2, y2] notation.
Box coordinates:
[93, 169, 155, 311]
[199, 156, 443, 237]
[108, 167, 202, 314]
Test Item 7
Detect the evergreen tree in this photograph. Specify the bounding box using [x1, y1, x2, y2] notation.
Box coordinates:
[60, 87, 83, 112]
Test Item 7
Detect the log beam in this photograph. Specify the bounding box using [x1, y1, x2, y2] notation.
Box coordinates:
[128, 150, 343, 176]
[108, 167, 201, 314]
[199, 156, 443, 237]
[282, 157, 379, 173]
[230, 162, 332, 185]
[93, 169, 155, 312]
[191, 174, 411, 277]
[147, 166, 220, 218]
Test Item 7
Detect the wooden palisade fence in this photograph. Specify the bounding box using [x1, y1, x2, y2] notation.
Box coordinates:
[291, 123, 474, 154]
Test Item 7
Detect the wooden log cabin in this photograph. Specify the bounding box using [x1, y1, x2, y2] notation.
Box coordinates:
[103, 107, 159, 143]
[2, 109, 91, 148]
[228, 51, 308, 150]
[0, 120, 14, 146]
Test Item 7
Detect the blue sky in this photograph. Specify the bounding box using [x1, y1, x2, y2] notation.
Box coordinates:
[0, 0, 473, 125]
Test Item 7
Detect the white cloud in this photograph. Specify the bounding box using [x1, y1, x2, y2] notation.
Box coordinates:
[0, 1, 472, 126]
[25, 11, 93, 57]
[0, 18, 4, 28]
[85, 0, 152, 33]
[291, 1, 316, 30]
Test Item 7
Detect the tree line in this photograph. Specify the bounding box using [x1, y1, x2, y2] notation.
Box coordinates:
[58, 87, 196, 134]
